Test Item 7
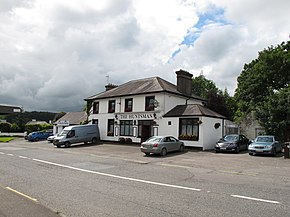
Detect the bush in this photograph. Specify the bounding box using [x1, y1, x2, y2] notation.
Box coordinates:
[0, 122, 12, 132]
[25, 124, 53, 133]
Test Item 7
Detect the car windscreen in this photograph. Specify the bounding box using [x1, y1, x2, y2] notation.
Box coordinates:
[256, 137, 273, 143]
[145, 137, 162, 142]
[223, 135, 238, 142]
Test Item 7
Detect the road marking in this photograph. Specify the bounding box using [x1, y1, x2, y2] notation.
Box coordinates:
[231, 195, 280, 204]
[19, 155, 29, 159]
[6, 187, 38, 202]
[159, 163, 191, 169]
[219, 170, 258, 176]
[1, 153, 281, 205]
[32, 158, 201, 192]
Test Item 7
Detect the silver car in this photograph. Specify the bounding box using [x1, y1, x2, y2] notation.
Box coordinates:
[248, 135, 283, 156]
[140, 136, 185, 156]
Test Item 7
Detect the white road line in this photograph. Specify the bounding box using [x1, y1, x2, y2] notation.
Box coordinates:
[231, 195, 280, 204]
[19, 156, 29, 159]
[0, 152, 4, 154]
[7, 154, 14, 156]
[32, 158, 201, 192]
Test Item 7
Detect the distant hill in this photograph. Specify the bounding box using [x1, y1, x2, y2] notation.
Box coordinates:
[5, 111, 58, 124]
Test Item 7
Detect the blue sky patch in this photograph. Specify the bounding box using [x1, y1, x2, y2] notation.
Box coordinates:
[170, 5, 230, 60]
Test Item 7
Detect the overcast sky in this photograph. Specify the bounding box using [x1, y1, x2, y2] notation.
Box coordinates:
[0, 0, 289, 112]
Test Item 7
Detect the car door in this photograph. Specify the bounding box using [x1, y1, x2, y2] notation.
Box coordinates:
[241, 135, 248, 150]
[169, 136, 179, 151]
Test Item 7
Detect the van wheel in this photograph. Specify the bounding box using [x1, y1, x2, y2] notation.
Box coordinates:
[64, 142, 70, 148]
[92, 137, 98, 144]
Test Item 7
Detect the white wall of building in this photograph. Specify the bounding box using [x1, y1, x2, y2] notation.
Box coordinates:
[88, 91, 223, 150]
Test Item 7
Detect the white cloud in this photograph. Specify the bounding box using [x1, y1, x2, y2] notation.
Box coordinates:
[0, 0, 289, 111]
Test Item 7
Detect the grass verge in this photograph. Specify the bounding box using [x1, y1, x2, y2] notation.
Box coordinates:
[0, 137, 15, 143]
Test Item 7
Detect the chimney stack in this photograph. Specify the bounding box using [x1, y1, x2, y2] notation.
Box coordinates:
[105, 84, 118, 91]
[176, 69, 193, 96]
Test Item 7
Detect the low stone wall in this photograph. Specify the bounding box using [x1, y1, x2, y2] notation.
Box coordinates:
[0, 132, 26, 137]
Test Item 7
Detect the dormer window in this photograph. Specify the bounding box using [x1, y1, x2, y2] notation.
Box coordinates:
[145, 96, 155, 111]
[125, 98, 133, 112]
[108, 100, 115, 113]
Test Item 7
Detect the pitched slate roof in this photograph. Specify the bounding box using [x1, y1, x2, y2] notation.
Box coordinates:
[163, 104, 226, 119]
[85, 77, 205, 101]
[56, 112, 87, 125]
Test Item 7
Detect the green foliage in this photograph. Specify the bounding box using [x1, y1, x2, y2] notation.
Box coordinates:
[53, 112, 66, 122]
[25, 124, 53, 133]
[235, 41, 290, 139]
[0, 122, 12, 132]
[192, 75, 235, 120]
[0, 137, 15, 143]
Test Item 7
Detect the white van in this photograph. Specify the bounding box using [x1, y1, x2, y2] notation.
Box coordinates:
[53, 124, 100, 148]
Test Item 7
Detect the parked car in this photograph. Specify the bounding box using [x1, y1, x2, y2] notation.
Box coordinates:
[248, 135, 283, 156]
[47, 134, 59, 143]
[140, 136, 185, 156]
[215, 134, 249, 153]
[27, 131, 52, 142]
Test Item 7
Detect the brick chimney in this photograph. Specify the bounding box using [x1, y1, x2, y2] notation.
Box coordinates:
[105, 83, 118, 91]
[176, 69, 193, 96]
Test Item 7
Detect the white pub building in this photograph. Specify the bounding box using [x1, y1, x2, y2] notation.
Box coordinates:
[85, 70, 232, 150]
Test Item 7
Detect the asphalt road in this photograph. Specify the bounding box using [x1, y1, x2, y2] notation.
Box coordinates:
[1, 139, 290, 217]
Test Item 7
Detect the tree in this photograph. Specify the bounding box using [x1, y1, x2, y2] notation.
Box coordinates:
[235, 41, 290, 139]
[192, 75, 235, 120]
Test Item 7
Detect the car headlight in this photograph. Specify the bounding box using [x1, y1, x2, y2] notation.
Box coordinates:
[266, 145, 272, 149]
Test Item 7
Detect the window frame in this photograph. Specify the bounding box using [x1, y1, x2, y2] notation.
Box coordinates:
[108, 100, 116, 113]
[92, 101, 99, 114]
[145, 96, 155, 111]
[124, 98, 133, 112]
[179, 118, 199, 141]
[107, 119, 114, 136]
[120, 120, 133, 136]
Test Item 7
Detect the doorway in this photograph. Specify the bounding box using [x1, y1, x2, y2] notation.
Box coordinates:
[138, 120, 153, 142]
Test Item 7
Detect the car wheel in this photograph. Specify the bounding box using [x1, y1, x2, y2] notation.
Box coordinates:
[249, 153, 253, 156]
[35, 138, 39, 142]
[56, 144, 61, 148]
[145, 153, 150, 156]
[179, 145, 185, 152]
[64, 142, 70, 148]
[235, 146, 240, 153]
[160, 148, 167, 156]
[272, 148, 276, 157]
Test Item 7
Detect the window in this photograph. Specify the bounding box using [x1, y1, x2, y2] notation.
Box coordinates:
[145, 96, 155, 111]
[92, 102, 99, 114]
[179, 118, 199, 141]
[125, 98, 133, 112]
[108, 100, 115, 113]
[120, 120, 133, 136]
[107, 119, 114, 136]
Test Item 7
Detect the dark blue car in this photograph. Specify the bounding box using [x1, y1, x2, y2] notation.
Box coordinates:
[27, 131, 52, 142]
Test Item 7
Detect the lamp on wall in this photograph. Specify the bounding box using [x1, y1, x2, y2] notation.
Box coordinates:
[153, 113, 157, 119]
[115, 114, 118, 120]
